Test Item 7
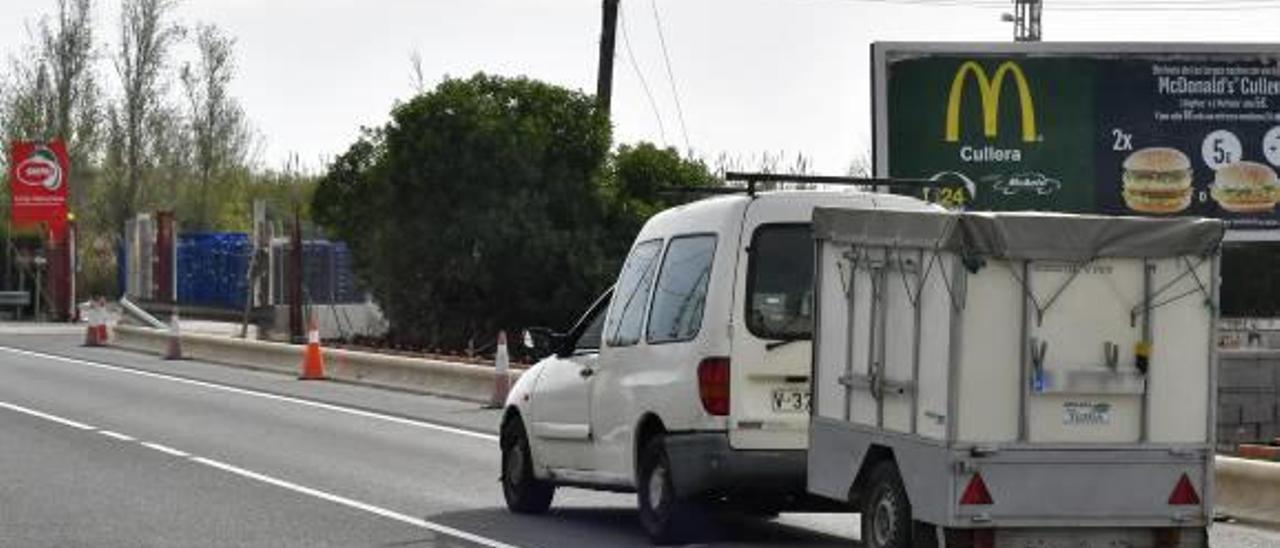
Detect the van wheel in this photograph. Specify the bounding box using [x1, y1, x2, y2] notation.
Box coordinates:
[501, 418, 554, 514]
[861, 461, 912, 548]
[637, 436, 702, 544]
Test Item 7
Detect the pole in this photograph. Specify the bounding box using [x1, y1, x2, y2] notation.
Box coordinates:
[289, 208, 303, 343]
[596, 0, 620, 116]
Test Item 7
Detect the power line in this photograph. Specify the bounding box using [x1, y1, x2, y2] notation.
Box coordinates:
[650, 0, 692, 152]
[619, 4, 668, 146]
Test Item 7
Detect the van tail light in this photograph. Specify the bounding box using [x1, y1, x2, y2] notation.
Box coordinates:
[959, 473, 994, 505]
[1168, 473, 1201, 506]
[697, 357, 730, 416]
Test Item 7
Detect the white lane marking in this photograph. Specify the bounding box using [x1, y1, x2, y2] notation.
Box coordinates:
[0, 396, 523, 548]
[0, 401, 95, 430]
[192, 456, 522, 548]
[99, 430, 135, 442]
[0, 346, 498, 443]
[140, 441, 189, 457]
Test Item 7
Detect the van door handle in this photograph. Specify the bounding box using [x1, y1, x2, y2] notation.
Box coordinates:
[579, 367, 595, 378]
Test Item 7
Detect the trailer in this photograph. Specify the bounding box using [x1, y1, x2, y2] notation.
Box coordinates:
[806, 207, 1224, 548]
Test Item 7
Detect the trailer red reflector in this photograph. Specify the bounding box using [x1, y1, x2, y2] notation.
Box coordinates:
[959, 473, 993, 505]
[1168, 474, 1201, 505]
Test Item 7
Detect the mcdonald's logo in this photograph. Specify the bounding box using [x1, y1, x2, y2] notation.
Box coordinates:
[944, 61, 1038, 143]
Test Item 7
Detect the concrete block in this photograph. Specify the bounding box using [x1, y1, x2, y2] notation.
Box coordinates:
[112, 325, 521, 403]
[1217, 456, 1280, 525]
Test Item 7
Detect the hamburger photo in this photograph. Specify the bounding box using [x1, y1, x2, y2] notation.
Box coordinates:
[1210, 161, 1280, 214]
[1121, 147, 1193, 214]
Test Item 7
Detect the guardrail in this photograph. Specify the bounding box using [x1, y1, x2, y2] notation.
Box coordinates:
[112, 325, 520, 403]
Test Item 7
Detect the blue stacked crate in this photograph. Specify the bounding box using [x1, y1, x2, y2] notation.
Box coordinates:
[303, 240, 333, 304]
[332, 242, 360, 303]
[177, 233, 251, 309]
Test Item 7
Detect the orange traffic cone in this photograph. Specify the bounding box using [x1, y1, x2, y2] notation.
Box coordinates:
[83, 300, 102, 347]
[298, 316, 326, 380]
[488, 331, 511, 408]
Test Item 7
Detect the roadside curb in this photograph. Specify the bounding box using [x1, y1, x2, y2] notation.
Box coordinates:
[112, 325, 520, 404]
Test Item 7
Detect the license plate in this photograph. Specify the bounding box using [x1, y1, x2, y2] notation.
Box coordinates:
[771, 388, 811, 413]
[1063, 401, 1112, 425]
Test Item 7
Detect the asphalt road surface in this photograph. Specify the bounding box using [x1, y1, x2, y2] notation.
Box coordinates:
[1, 327, 1277, 547]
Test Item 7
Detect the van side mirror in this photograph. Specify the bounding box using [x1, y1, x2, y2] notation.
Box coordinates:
[522, 327, 564, 360]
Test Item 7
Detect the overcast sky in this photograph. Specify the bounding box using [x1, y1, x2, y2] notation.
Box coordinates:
[2, 0, 1280, 174]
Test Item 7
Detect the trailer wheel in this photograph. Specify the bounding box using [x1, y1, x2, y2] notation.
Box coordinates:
[637, 436, 703, 544]
[501, 418, 554, 514]
[861, 461, 913, 548]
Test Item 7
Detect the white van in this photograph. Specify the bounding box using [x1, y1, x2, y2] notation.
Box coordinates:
[499, 189, 937, 543]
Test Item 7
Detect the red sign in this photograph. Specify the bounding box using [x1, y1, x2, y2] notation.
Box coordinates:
[8, 140, 69, 234]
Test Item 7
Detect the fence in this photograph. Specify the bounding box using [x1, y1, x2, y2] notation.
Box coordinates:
[1218, 349, 1280, 450]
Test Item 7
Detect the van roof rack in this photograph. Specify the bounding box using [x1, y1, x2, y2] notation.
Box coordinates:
[662, 172, 959, 197]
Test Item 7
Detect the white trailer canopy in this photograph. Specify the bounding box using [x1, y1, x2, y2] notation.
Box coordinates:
[813, 208, 1224, 261]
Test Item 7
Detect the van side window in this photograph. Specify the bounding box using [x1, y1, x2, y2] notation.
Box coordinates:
[647, 235, 716, 344]
[605, 240, 663, 347]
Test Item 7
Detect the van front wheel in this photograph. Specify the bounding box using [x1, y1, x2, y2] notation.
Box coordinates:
[861, 461, 912, 548]
[501, 418, 554, 514]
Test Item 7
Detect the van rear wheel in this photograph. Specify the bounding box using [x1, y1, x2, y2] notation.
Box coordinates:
[637, 436, 703, 544]
[861, 461, 913, 548]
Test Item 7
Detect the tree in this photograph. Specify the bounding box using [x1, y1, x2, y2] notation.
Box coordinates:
[106, 0, 183, 234]
[601, 142, 716, 259]
[181, 24, 252, 229]
[315, 73, 613, 349]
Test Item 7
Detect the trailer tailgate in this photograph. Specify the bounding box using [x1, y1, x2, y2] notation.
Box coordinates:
[950, 446, 1210, 528]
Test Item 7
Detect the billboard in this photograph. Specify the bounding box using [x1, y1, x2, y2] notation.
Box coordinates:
[873, 43, 1280, 235]
[8, 140, 69, 234]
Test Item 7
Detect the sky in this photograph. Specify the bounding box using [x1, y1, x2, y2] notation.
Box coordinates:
[2, 0, 1280, 175]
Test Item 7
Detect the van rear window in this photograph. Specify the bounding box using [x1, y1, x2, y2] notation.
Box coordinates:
[746, 224, 813, 340]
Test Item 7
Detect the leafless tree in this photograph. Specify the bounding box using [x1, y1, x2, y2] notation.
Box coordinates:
[181, 24, 251, 228]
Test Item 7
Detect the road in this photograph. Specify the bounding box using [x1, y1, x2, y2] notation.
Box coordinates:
[0, 327, 1277, 547]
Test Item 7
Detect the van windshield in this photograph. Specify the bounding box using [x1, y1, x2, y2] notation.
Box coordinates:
[746, 224, 813, 340]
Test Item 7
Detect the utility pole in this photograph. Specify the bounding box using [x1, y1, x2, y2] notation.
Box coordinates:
[1005, 0, 1042, 42]
[597, 0, 620, 116]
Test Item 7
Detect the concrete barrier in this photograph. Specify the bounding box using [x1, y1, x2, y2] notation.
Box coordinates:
[1215, 455, 1280, 525]
[113, 325, 521, 403]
